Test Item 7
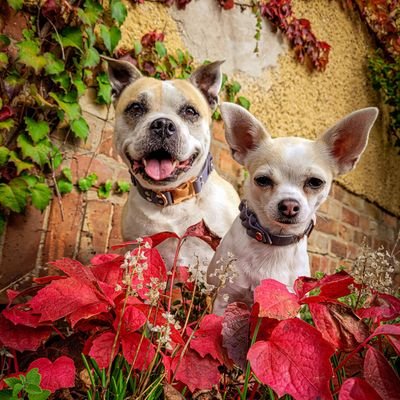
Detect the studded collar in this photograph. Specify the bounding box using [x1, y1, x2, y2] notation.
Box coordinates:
[239, 200, 314, 246]
[130, 153, 214, 206]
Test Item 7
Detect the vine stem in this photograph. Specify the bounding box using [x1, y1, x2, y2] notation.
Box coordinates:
[51, 166, 65, 221]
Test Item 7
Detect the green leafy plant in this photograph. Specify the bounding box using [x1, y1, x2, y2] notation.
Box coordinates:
[0, 368, 50, 400]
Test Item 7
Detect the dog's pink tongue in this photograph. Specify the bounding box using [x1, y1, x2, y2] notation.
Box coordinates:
[145, 159, 174, 180]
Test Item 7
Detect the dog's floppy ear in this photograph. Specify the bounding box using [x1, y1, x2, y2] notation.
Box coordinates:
[104, 56, 142, 100]
[318, 107, 379, 175]
[190, 61, 224, 110]
[220, 102, 270, 165]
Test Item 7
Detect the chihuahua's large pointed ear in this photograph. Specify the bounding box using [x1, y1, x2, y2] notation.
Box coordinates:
[220, 102, 270, 165]
[104, 56, 142, 100]
[318, 107, 379, 175]
[190, 61, 224, 110]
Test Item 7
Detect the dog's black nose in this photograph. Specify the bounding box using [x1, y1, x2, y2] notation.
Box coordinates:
[278, 199, 300, 218]
[150, 118, 176, 137]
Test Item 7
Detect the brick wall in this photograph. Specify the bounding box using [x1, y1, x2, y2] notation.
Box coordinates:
[0, 97, 399, 301]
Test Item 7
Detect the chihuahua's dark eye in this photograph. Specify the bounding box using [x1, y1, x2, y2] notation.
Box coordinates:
[306, 177, 325, 189]
[125, 102, 146, 117]
[181, 105, 199, 121]
[254, 176, 274, 187]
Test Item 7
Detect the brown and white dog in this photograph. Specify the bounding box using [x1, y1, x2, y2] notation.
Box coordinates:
[106, 59, 240, 268]
[208, 103, 379, 315]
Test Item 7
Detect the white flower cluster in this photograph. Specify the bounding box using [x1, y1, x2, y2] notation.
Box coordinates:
[187, 259, 215, 295]
[145, 277, 167, 306]
[353, 243, 398, 294]
[209, 252, 238, 289]
[149, 312, 181, 350]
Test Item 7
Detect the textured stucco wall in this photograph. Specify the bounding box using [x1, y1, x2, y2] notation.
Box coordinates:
[119, 0, 400, 216]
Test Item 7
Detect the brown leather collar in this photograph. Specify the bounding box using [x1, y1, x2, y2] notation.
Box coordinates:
[239, 201, 314, 246]
[131, 153, 214, 206]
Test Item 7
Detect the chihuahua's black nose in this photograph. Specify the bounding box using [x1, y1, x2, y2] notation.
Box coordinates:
[278, 199, 300, 218]
[150, 118, 176, 137]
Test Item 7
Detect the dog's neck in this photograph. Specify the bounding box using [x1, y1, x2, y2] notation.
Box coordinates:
[239, 201, 314, 246]
[130, 153, 214, 206]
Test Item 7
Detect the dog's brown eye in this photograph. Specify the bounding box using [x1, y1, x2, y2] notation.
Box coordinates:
[181, 105, 199, 120]
[306, 177, 325, 189]
[125, 102, 146, 117]
[254, 176, 274, 187]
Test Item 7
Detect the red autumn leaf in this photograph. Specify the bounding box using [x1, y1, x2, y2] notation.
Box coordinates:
[182, 220, 221, 251]
[28, 356, 75, 393]
[309, 302, 369, 352]
[68, 302, 111, 327]
[338, 377, 382, 400]
[33, 275, 66, 285]
[0, 105, 13, 121]
[357, 293, 400, 323]
[30, 277, 104, 322]
[149, 231, 180, 247]
[88, 331, 118, 369]
[254, 279, 300, 319]
[190, 314, 226, 364]
[222, 302, 250, 370]
[114, 305, 147, 337]
[293, 276, 318, 299]
[91, 253, 121, 265]
[91, 256, 124, 287]
[0, 314, 52, 351]
[247, 318, 335, 400]
[368, 324, 400, 341]
[364, 346, 400, 399]
[250, 303, 280, 342]
[2, 304, 41, 327]
[389, 335, 400, 356]
[172, 349, 221, 393]
[121, 333, 155, 369]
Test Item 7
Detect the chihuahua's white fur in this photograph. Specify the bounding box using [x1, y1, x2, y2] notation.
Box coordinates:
[107, 59, 240, 268]
[208, 103, 379, 315]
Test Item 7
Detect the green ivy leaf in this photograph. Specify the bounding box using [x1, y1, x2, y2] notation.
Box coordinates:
[0, 119, 14, 131]
[31, 182, 51, 211]
[98, 180, 113, 199]
[50, 147, 63, 169]
[44, 53, 64, 75]
[24, 117, 50, 143]
[111, 0, 127, 26]
[16, 40, 46, 73]
[0, 34, 11, 49]
[20, 174, 38, 188]
[12, 383, 23, 397]
[72, 76, 86, 97]
[7, 0, 23, 11]
[78, 173, 97, 192]
[116, 180, 131, 193]
[96, 72, 112, 104]
[0, 146, 10, 166]
[83, 47, 100, 68]
[17, 134, 53, 168]
[0, 178, 29, 213]
[134, 41, 142, 56]
[9, 151, 34, 174]
[79, 0, 103, 25]
[71, 117, 89, 140]
[57, 179, 73, 194]
[3, 377, 20, 388]
[50, 92, 81, 121]
[28, 389, 51, 400]
[51, 72, 71, 92]
[0, 52, 8, 69]
[62, 167, 73, 182]
[100, 24, 121, 54]
[155, 41, 167, 58]
[237, 96, 250, 110]
[58, 27, 83, 51]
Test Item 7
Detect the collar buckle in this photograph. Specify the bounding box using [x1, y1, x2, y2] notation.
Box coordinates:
[154, 191, 169, 206]
[172, 178, 197, 204]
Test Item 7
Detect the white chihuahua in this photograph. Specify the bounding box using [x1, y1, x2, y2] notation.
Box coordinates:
[208, 103, 378, 315]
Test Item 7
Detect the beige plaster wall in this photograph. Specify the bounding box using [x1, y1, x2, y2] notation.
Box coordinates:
[119, 0, 400, 216]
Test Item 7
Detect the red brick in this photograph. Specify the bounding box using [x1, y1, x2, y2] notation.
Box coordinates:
[359, 215, 370, 231]
[116, 166, 131, 183]
[316, 215, 338, 236]
[330, 239, 347, 259]
[332, 184, 346, 201]
[338, 224, 353, 242]
[383, 213, 398, 228]
[342, 207, 359, 227]
[310, 254, 321, 274]
[353, 230, 371, 246]
[364, 202, 382, 221]
[308, 232, 330, 254]
[77, 200, 113, 264]
[0, 206, 44, 290]
[42, 191, 84, 269]
[217, 147, 242, 181]
[108, 204, 124, 249]
[212, 120, 226, 144]
[347, 244, 360, 260]
[318, 198, 330, 214]
[71, 154, 115, 183]
[98, 126, 121, 160]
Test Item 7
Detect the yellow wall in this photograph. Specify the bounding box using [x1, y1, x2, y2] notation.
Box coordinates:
[119, 0, 400, 216]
